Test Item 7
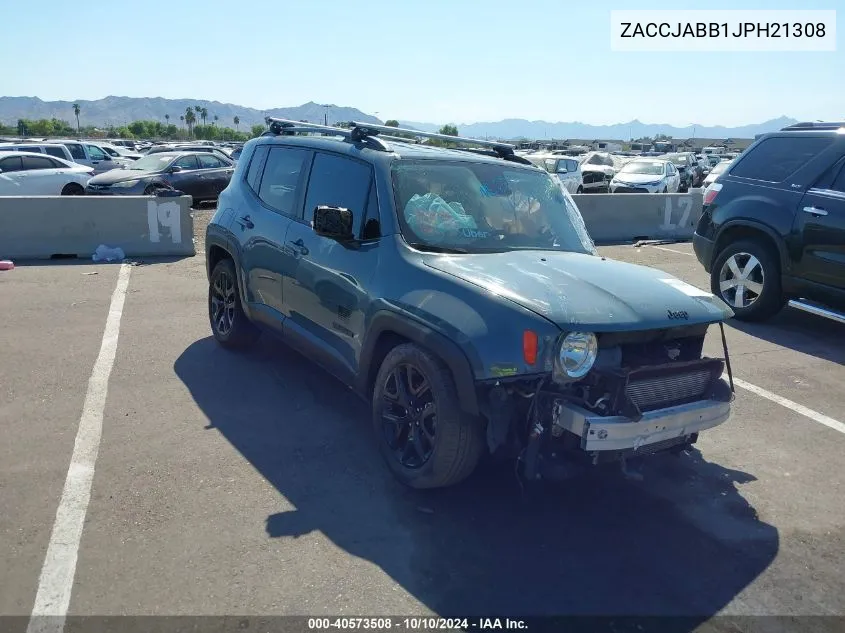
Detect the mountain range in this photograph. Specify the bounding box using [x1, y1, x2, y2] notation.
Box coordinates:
[0, 95, 798, 140]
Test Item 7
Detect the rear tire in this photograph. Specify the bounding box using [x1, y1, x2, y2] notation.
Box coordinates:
[61, 183, 84, 195]
[208, 258, 260, 349]
[372, 343, 484, 489]
[711, 239, 785, 322]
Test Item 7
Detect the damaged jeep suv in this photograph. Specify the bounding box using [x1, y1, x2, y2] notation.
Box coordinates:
[205, 119, 736, 489]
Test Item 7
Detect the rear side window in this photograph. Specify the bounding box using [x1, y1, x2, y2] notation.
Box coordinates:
[833, 167, 845, 193]
[21, 155, 57, 170]
[173, 155, 200, 170]
[64, 143, 86, 160]
[731, 137, 834, 182]
[44, 146, 67, 159]
[301, 152, 372, 230]
[246, 146, 269, 193]
[566, 159, 578, 172]
[258, 147, 310, 216]
[0, 156, 23, 172]
[198, 154, 225, 169]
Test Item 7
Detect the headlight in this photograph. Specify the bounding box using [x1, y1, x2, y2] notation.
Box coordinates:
[556, 331, 598, 380]
[111, 179, 140, 188]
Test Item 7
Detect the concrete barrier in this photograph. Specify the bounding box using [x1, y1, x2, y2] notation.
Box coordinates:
[573, 189, 704, 244]
[0, 195, 195, 260]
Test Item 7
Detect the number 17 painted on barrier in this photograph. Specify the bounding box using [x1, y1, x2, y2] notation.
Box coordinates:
[147, 200, 182, 244]
[660, 197, 692, 232]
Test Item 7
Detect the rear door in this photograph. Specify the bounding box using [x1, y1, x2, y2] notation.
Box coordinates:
[0, 155, 24, 194]
[235, 144, 311, 327]
[62, 142, 89, 168]
[793, 157, 845, 290]
[197, 153, 234, 197]
[19, 154, 65, 194]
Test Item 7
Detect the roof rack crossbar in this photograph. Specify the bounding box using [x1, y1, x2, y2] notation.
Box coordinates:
[348, 121, 515, 155]
[264, 117, 392, 151]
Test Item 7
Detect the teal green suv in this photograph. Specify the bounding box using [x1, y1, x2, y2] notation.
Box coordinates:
[205, 120, 735, 489]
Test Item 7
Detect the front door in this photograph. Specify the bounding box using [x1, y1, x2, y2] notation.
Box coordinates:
[280, 152, 381, 381]
[236, 145, 311, 327]
[793, 157, 845, 290]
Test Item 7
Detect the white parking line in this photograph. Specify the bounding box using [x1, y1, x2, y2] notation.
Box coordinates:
[734, 377, 845, 436]
[650, 244, 694, 256]
[26, 264, 132, 633]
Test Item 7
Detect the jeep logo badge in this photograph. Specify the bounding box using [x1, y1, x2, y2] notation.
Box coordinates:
[667, 309, 689, 320]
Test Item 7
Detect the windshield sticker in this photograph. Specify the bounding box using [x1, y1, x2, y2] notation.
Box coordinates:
[660, 278, 712, 297]
[460, 228, 490, 239]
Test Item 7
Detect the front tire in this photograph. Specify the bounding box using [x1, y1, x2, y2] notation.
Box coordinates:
[208, 258, 260, 349]
[61, 183, 84, 195]
[372, 343, 484, 489]
[711, 239, 785, 321]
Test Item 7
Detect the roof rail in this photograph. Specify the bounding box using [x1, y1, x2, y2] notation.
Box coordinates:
[348, 121, 517, 158]
[781, 121, 845, 131]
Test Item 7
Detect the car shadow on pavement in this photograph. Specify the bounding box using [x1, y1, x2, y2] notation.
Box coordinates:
[728, 306, 845, 365]
[174, 336, 778, 625]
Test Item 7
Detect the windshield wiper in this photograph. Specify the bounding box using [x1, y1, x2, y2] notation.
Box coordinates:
[405, 242, 470, 254]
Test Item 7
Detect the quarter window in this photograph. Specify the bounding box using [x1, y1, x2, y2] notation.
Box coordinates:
[246, 146, 270, 193]
[731, 137, 834, 183]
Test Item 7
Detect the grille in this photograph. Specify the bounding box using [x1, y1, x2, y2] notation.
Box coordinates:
[626, 368, 712, 411]
[614, 186, 648, 194]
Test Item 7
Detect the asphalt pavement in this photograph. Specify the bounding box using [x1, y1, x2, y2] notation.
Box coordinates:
[1, 240, 844, 630]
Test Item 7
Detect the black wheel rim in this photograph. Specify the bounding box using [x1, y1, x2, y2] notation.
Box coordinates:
[381, 363, 436, 469]
[210, 270, 236, 336]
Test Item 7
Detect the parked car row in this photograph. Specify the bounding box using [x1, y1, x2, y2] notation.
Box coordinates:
[0, 151, 92, 195]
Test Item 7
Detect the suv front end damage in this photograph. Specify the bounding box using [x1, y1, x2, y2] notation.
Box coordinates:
[479, 322, 735, 482]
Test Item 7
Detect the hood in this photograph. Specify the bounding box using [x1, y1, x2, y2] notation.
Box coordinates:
[424, 250, 733, 332]
[88, 168, 155, 185]
[613, 172, 664, 184]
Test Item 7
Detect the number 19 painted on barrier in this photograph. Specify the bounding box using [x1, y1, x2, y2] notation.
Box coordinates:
[147, 200, 182, 244]
[660, 197, 692, 232]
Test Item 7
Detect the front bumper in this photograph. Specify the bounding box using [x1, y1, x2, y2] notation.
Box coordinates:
[610, 183, 662, 194]
[552, 390, 731, 453]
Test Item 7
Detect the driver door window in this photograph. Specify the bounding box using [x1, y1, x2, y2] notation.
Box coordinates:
[86, 145, 108, 161]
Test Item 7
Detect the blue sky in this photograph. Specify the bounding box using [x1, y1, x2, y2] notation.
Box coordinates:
[1, 0, 841, 126]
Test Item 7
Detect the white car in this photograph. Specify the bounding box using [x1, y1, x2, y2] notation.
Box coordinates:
[0, 151, 93, 196]
[609, 158, 681, 194]
[701, 160, 730, 188]
[524, 153, 584, 194]
[0, 142, 76, 162]
[44, 140, 131, 174]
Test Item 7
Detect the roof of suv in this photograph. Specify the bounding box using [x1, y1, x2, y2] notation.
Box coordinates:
[253, 133, 539, 170]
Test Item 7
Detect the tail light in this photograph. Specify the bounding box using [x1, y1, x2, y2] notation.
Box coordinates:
[703, 183, 722, 206]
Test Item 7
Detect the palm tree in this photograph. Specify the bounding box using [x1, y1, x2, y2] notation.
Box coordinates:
[165, 114, 170, 126]
[200, 107, 208, 128]
[213, 114, 218, 126]
[233, 115, 240, 132]
[72, 103, 81, 134]
[184, 107, 196, 136]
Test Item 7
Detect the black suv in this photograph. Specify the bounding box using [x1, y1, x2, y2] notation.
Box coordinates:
[693, 122, 845, 322]
[205, 119, 734, 489]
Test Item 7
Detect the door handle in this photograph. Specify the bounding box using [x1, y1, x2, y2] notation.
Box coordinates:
[236, 215, 254, 229]
[288, 238, 309, 256]
[803, 206, 828, 216]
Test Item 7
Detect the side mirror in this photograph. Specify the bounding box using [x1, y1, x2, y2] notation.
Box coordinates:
[313, 205, 354, 241]
[557, 168, 568, 174]
[168, 165, 183, 173]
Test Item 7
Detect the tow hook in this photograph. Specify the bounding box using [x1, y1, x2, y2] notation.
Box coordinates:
[620, 456, 645, 481]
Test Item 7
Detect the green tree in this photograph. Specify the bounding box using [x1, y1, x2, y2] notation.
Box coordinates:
[250, 124, 265, 138]
[385, 119, 399, 127]
[72, 103, 81, 134]
[439, 124, 459, 137]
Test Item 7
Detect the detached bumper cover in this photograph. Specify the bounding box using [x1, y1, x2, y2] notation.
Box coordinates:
[552, 392, 731, 452]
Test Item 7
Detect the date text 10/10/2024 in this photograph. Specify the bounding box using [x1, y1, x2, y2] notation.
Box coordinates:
[307, 618, 529, 630]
